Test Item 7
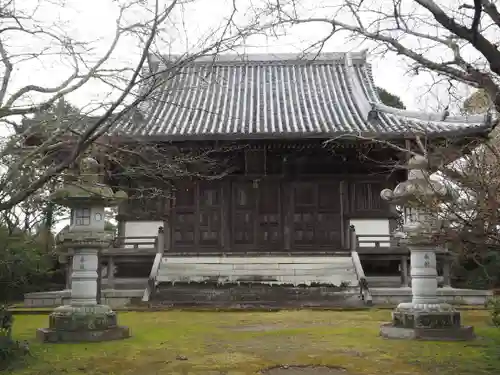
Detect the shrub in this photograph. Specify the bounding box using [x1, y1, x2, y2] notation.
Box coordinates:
[486, 297, 500, 327]
[0, 306, 28, 370]
[0, 305, 13, 361]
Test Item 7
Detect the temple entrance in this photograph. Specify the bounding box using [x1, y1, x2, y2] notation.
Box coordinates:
[171, 178, 343, 254]
[232, 180, 283, 252]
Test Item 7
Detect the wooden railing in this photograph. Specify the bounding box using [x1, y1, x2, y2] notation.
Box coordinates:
[356, 233, 401, 249]
[142, 227, 168, 302]
[102, 235, 158, 256]
[349, 225, 373, 305]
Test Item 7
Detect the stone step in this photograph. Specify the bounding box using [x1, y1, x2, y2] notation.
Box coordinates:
[156, 256, 359, 287]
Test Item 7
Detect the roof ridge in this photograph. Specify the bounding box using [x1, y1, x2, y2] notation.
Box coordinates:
[372, 102, 492, 124]
[149, 51, 369, 65]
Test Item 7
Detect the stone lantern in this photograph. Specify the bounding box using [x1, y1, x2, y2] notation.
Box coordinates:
[36, 157, 130, 343]
[379, 154, 474, 341]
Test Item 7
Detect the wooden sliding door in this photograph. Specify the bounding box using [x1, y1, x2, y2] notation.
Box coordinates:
[291, 181, 342, 249]
[231, 179, 283, 252]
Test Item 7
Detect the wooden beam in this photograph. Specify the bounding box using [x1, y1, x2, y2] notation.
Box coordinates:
[283, 179, 292, 251]
[340, 180, 346, 248]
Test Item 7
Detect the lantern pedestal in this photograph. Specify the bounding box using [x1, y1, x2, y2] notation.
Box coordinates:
[380, 310, 474, 341]
[380, 245, 474, 340]
[36, 304, 130, 343]
[37, 243, 130, 343]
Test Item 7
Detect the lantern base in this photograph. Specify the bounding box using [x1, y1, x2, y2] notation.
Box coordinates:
[380, 307, 474, 341]
[36, 304, 130, 343]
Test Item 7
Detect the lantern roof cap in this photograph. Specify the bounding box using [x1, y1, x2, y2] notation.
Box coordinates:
[50, 157, 128, 207]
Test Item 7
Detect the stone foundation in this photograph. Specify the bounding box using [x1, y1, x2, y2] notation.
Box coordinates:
[370, 287, 491, 306]
[36, 326, 130, 343]
[151, 283, 363, 308]
[380, 309, 475, 341]
[393, 310, 461, 329]
[380, 322, 474, 341]
[24, 286, 493, 309]
[36, 304, 130, 343]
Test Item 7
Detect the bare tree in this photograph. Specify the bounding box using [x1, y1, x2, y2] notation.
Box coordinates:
[252, 0, 500, 286]
[0, 0, 261, 213]
[258, 0, 500, 113]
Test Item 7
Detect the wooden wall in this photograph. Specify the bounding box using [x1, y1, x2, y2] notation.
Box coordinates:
[121, 176, 395, 254]
[116, 141, 402, 254]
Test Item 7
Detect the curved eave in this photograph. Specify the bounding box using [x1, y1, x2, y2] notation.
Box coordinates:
[371, 102, 490, 124]
[104, 123, 493, 143]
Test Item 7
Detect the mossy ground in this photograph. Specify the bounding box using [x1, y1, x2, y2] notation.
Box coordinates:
[6, 309, 500, 375]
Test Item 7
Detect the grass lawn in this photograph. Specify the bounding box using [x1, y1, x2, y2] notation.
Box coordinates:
[6, 309, 500, 375]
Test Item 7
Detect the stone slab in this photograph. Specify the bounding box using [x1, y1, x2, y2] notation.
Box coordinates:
[24, 289, 143, 309]
[379, 322, 475, 341]
[393, 310, 462, 329]
[36, 325, 130, 343]
[152, 283, 363, 308]
[370, 287, 491, 306]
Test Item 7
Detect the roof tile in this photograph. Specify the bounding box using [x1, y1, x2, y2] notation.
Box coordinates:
[111, 53, 492, 140]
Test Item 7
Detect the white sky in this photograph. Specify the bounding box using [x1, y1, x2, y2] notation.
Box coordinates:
[3, 0, 483, 124]
[3, 0, 487, 232]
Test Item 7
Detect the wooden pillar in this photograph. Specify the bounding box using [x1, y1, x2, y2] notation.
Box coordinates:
[221, 181, 230, 252]
[283, 180, 292, 251]
[107, 257, 115, 289]
[349, 225, 357, 251]
[157, 226, 165, 253]
[401, 255, 409, 287]
[163, 192, 172, 253]
[340, 181, 346, 248]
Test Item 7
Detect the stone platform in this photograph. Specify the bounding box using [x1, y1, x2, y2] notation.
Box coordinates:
[380, 322, 474, 341]
[379, 308, 475, 341]
[37, 326, 130, 343]
[24, 289, 144, 308]
[24, 286, 492, 309]
[36, 304, 130, 343]
[370, 287, 491, 306]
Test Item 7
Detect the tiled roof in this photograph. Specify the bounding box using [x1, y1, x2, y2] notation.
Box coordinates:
[111, 52, 493, 140]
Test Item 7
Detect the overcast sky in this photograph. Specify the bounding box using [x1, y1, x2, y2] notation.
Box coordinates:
[5, 0, 484, 231]
[5, 0, 482, 122]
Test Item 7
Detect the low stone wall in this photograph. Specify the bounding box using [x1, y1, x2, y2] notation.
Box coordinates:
[24, 286, 492, 309]
[152, 283, 363, 308]
[24, 289, 143, 309]
[370, 287, 492, 306]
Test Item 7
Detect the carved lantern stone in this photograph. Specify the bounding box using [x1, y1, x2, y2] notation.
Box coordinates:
[379, 154, 474, 341]
[36, 157, 130, 343]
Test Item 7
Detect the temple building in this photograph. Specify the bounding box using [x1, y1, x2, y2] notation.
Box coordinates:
[25, 52, 495, 307]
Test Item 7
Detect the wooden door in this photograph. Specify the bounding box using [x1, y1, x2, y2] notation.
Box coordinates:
[171, 181, 197, 250]
[171, 180, 223, 252]
[257, 180, 282, 250]
[291, 181, 342, 249]
[232, 181, 257, 250]
[198, 181, 223, 249]
[231, 179, 283, 252]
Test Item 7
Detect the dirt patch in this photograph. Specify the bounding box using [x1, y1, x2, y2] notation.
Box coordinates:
[262, 365, 349, 375]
